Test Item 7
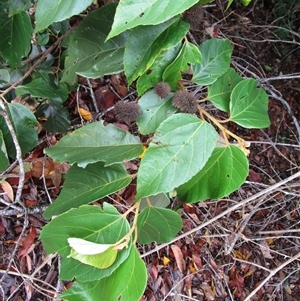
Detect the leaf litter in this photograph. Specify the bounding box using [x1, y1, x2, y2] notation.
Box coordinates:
[1, 1, 300, 301]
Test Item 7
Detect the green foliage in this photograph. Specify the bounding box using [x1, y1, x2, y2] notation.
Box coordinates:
[62, 3, 128, 85]
[0, 103, 38, 159]
[45, 121, 143, 168]
[0, 0, 32, 68]
[0, 0, 269, 300]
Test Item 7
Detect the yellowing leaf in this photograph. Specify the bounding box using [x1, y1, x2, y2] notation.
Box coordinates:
[163, 256, 170, 266]
[78, 107, 93, 121]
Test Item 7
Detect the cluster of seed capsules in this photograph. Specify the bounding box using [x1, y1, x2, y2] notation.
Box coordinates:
[114, 82, 198, 124]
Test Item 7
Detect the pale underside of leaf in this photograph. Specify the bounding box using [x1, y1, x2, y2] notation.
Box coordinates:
[68, 238, 114, 255]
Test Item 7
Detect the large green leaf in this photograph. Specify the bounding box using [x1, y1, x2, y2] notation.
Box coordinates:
[43, 162, 131, 218]
[137, 89, 177, 135]
[192, 39, 233, 85]
[45, 121, 143, 168]
[15, 78, 68, 102]
[35, 0, 94, 32]
[0, 131, 9, 172]
[177, 145, 249, 203]
[62, 247, 147, 301]
[62, 3, 128, 85]
[137, 207, 182, 244]
[0, 3, 32, 68]
[136, 113, 217, 199]
[0, 103, 38, 159]
[40, 203, 132, 281]
[207, 67, 243, 112]
[107, 0, 198, 39]
[124, 17, 189, 85]
[230, 79, 270, 128]
[163, 41, 202, 89]
[137, 44, 181, 95]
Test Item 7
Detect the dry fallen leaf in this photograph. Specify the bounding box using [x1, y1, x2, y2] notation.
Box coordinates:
[171, 244, 185, 273]
[259, 240, 273, 259]
[78, 107, 93, 121]
[0, 180, 14, 202]
[18, 227, 37, 259]
[162, 256, 170, 266]
[200, 283, 215, 301]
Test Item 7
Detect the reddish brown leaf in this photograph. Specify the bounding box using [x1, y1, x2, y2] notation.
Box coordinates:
[199, 283, 215, 301]
[95, 85, 118, 110]
[18, 227, 37, 259]
[192, 254, 203, 269]
[171, 244, 185, 273]
[111, 74, 128, 97]
[247, 169, 262, 182]
[24, 200, 39, 208]
[230, 274, 244, 298]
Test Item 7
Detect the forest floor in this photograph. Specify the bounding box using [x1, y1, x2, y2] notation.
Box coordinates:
[0, 1, 300, 300]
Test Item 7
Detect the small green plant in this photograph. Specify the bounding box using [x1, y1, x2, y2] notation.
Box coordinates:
[0, 0, 268, 300]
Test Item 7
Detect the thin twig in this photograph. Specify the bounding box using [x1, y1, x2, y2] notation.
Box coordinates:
[86, 79, 99, 113]
[0, 203, 48, 216]
[141, 171, 300, 258]
[0, 26, 76, 99]
[244, 251, 300, 301]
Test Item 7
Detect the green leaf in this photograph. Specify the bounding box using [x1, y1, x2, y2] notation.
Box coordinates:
[137, 207, 182, 244]
[0, 69, 10, 86]
[45, 121, 143, 168]
[230, 79, 270, 128]
[177, 145, 249, 203]
[136, 44, 181, 96]
[107, 0, 198, 39]
[208, 67, 243, 112]
[15, 78, 68, 101]
[226, 0, 234, 10]
[0, 103, 38, 159]
[35, 0, 94, 32]
[139, 193, 170, 211]
[62, 3, 128, 85]
[62, 246, 147, 301]
[163, 41, 202, 89]
[137, 89, 177, 135]
[0, 131, 9, 172]
[0, 5, 32, 67]
[124, 17, 189, 85]
[43, 162, 131, 218]
[192, 39, 233, 85]
[136, 113, 217, 199]
[41, 203, 132, 281]
[9, 0, 32, 15]
[241, 0, 252, 6]
[68, 238, 118, 269]
[35, 104, 70, 132]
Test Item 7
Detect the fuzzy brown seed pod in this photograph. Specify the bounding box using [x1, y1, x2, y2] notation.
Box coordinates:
[114, 101, 142, 124]
[172, 90, 198, 114]
[182, 4, 204, 32]
[154, 82, 171, 98]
